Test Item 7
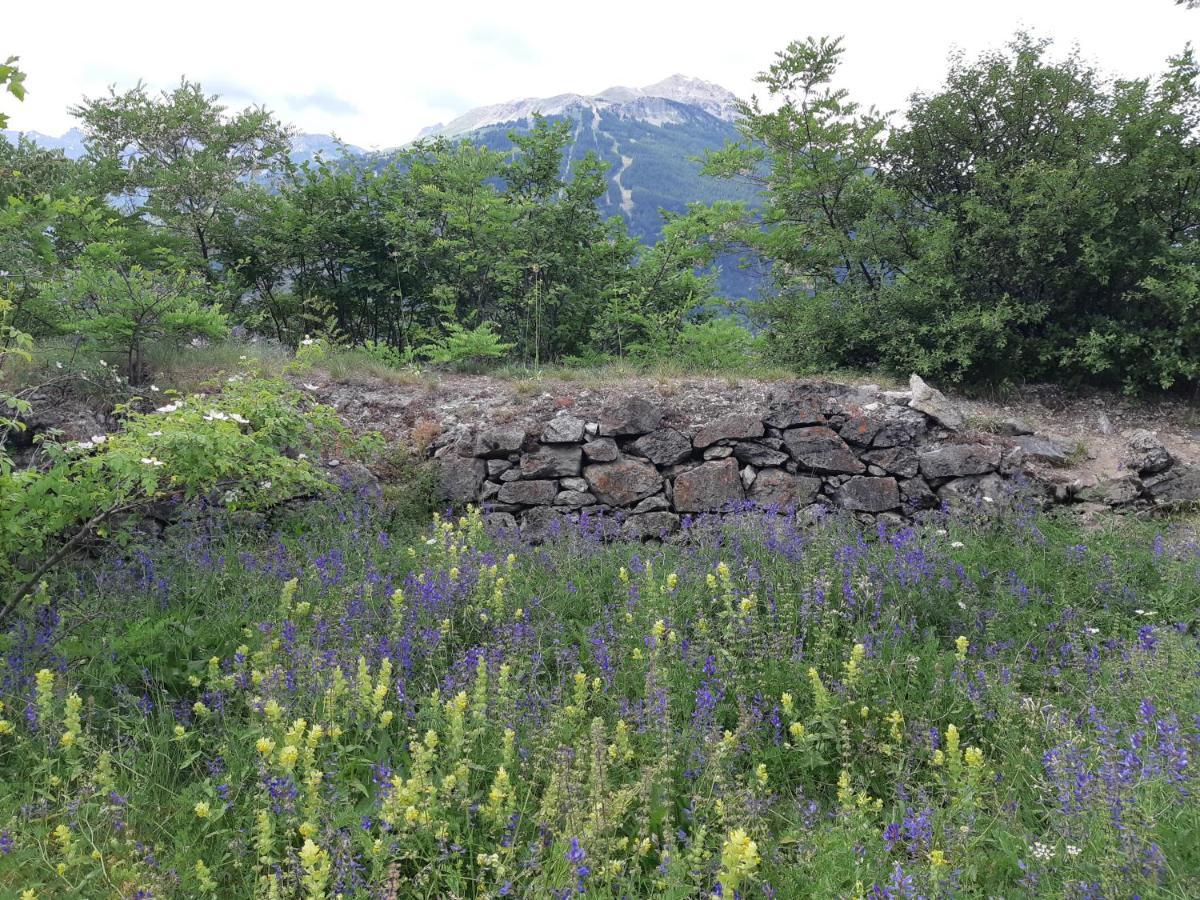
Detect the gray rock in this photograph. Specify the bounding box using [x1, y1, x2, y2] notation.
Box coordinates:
[554, 490, 596, 508]
[1126, 430, 1172, 475]
[560, 476, 589, 492]
[733, 441, 789, 468]
[918, 443, 1001, 479]
[908, 374, 964, 430]
[1142, 464, 1200, 506]
[1096, 413, 1115, 436]
[486, 459, 512, 477]
[598, 397, 664, 436]
[541, 415, 586, 444]
[483, 512, 518, 530]
[475, 425, 526, 458]
[673, 458, 745, 512]
[862, 446, 919, 478]
[872, 408, 928, 448]
[764, 397, 825, 429]
[521, 507, 566, 543]
[936, 473, 1007, 507]
[740, 465, 757, 489]
[584, 458, 663, 506]
[997, 418, 1034, 436]
[899, 476, 938, 509]
[1015, 434, 1073, 466]
[622, 511, 681, 540]
[630, 428, 693, 466]
[584, 422, 599, 437]
[499, 468, 522, 482]
[836, 476, 900, 512]
[782, 426, 866, 475]
[480, 481, 502, 501]
[497, 479, 559, 506]
[631, 494, 671, 514]
[838, 413, 884, 446]
[519, 445, 583, 479]
[582, 438, 619, 462]
[747, 468, 821, 509]
[439, 457, 485, 503]
[703, 446, 734, 460]
[693, 413, 765, 449]
[1077, 475, 1143, 506]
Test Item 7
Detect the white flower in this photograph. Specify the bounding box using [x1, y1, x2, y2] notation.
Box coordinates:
[74, 440, 95, 451]
[222, 490, 239, 505]
[1086, 627, 1099, 634]
[1030, 841, 1055, 861]
[1066, 845, 1081, 858]
[140, 457, 164, 467]
[260, 480, 272, 490]
[303, 383, 319, 391]
[203, 410, 230, 422]
[297, 453, 308, 460]
[982, 496, 994, 503]
[1134, 609, 1155, 617]
[55, 361, 63, 369]
[148, 430, 163, 437]
[300, 337, 316, 347]
[156, 401, 182, 414]
[90, 435, 107, 444]
[950, 541, 965, 549]
[935, 528, 948, 536]
[99, 359, 107, 367]
[238, 355, 247, 361]
[150, 384, 160, 392]
[229, 413, 249, 425]
[425, 538, 438, 545]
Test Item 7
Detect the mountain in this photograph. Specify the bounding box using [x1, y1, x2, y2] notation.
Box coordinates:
[411, 75, 761, 298]
[1, 127, 363, 164]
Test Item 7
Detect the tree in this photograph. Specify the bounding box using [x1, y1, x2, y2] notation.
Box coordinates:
[0, 55, 26, 130]
[704, 34, 1200, 391]
[73, 80, 292, 267]
[52, 242, 228, 381]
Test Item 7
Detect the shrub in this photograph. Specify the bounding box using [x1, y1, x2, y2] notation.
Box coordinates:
[419, 321, 514, 371]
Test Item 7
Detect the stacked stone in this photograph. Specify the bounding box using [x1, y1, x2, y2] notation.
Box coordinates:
[436, 375, 1199, 540]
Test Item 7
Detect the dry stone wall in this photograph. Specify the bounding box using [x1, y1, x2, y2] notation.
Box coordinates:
[434, 376, 1199, 539]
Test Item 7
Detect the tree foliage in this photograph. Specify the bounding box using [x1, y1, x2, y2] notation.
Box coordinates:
[709, 34, 1200, 392]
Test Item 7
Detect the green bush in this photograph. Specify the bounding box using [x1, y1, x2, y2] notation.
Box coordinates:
[673, 318, 758, 371]
[419, 321, 515, 371]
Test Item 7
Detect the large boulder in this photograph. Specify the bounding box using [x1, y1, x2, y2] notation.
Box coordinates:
[838, 414, 884, 447]
[673, 458, 745, 512]
[598, 397, 664, 436]
[631, 428, 693, 466]
[541, 415, 586, 444]
[1126, 430, 1172, 475]
[474, 425, 525, 458]
[1077, 475, 1143, 507]
[693, 413, 765, 449]
[439, 457, 485, 503]
[584, 457, 663, 506]
[519, 445, 583, 479]
[763, 391, 825, 429]
[918, 444, 1001, 480]
[836, 475, 900, 512]
[908, 374, 964, 430]
[747, 468, 821, 509]
[497, 479, 559, 506]
[782, 426, 866, 475]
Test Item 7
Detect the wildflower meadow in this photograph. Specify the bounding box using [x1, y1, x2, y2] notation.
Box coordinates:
[0, 487, 1197, 898]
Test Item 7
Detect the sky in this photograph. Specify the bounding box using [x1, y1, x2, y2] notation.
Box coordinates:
[5, 0, 1198, 148]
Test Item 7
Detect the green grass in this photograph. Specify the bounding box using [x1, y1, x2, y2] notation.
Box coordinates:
[0, 489, 1197, 898]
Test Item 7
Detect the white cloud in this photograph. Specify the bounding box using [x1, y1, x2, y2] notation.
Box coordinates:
[5, 0, 1195, 148]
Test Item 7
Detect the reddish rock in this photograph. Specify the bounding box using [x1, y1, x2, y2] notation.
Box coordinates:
[598, 397, 664, 436]
[584, 458, 663, 506]
[836, 476, 900, 512]
[693, 413, 765, 449]
[519, 445, 582, 479]
[747, 468, 821, 509]
[673, 459, 745, 512]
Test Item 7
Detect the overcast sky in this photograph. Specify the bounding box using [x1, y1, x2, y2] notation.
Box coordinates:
[5, 0, 1197, 148]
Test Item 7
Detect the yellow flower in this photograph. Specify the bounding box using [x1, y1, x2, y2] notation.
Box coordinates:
[781, 692, 794, 715]
[379, 710, 394, 727]
[256, 737, 275, 755]
[59, 730, 76, 748]
[278, 745, 299, 770]
[194, 801, 211, 819]
[964, 746, 985, 768]
[930, 849, 948, 868]
[666, 572, 678, 591]
[21, 890, 38, 900]
[789, 721, 805, 742]
[0, 719, 13, 735]
[298, 821, 317, 838]
[192, 701, 210, 718]
[755, 763, 769, 787]
[174, 724, 187, 738]
[954, 635, 969, 662]
[717, 827, 760, 892]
